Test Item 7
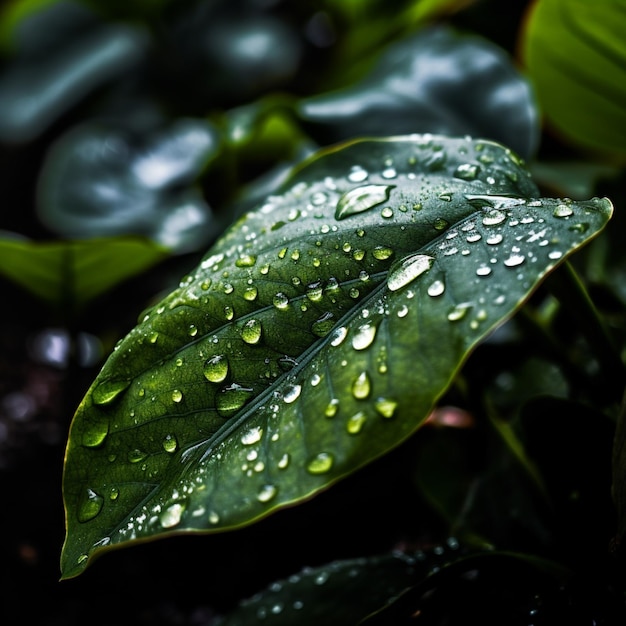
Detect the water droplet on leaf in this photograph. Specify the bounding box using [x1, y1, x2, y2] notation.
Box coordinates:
[307, 452, 333, 474]
[335, 184, 393, 220]
[204, 355, 229, 383]
[387, 254, 434, 292]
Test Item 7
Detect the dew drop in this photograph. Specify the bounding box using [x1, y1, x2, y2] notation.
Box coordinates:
[188, 325, 198, 337]
[244, 286, 258, 301]
[548, 250, 563, 260]
[347, 411, 367, 434]
[82, 420, 109, 448]
[306, 282, 324, 302]
[375, 398, 398, 419]
[128, 448, 147, 463]
[171, 389, 183, 403]
[278, 453, 290, 469]
[162, 434, 178, 453]
[330, 326, 348, 346]
[397, 304, 409, 318]
[257, 484, 277, 503]
[476, 265, 492, 276]
[310, 374, 321, 386]
[241, 426, 263, 445]
[352, 323, 377, 350]
[335, 184, 393, 220]
[454, 163, 479, 180]
[348, 165, 368, 182]
[373, 246, 394, 260]
[482, 209, 507, 225]
[307, 452, 333, 474]
[387, 254, 434, 292]
[553, 204, 573, 218]
[92, 379, 131, 406]
[235, 254, 256, 268]
[427, 279, 445, 297]
[486, 234, 503, 245]
[216, 384, 254, 418]
[504, 253, 525, 267]
[204, 355, 229, 383]
[381, 206, 394, 218]
[273, 292, 289, 310]
[78, 488, 104, 523]
[352, 371, 371, 399]
[160, 502, 184, 528]
[224, 306, 234, 321]
[241, 319, 262, 344]
[325, 398, 339, 417]
[283, 384, 302, 404]
[447, 302, 472, 321]
[312, 312, 336, 337]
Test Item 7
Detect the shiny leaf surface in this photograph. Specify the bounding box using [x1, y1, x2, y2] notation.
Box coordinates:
[61, 134, 611, 578]
[37, 118, 220, 254]
[522, 0, 626, 159]
[298, 26, 539, 159]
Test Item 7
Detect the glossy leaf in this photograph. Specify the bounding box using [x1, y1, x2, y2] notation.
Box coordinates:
[521, 0, 626, 159]
[216, 543, 462, 626]
[0, 1, 148, 143]
[298, 26, 539, 159]
[37, 118, 220, 254]
[0, 235, 168, 314]
[61, 134, 611, 578]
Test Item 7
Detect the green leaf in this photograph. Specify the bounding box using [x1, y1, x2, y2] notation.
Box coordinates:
[61, 134, 612, 578]
[522, 0, 626, 160]
[0, 235, 168, 314]
[216, 549, 430, 625]
[298, 26, 539, 159]
[37, 119, 220, 254]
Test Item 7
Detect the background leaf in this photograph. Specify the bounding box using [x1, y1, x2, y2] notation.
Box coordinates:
[61, 135, 611, 578]
[298, 26, 539, 159]
[0, 235, 168, 314]
[521, 0, 626, 160]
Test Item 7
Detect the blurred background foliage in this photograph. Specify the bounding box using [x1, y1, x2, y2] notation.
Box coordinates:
[1, 0, 626, 624]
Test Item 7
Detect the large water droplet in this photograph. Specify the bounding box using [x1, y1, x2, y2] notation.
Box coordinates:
[387, 254, 434, 292]
[204, 355, 229, 383]
[352, 371, 371, 399]
[553, 204, 573, 218]
[373, 246, 394, 261]
[352, 323, 377, 350]
[241, 319, 262, 344]
[78, 488, 104, 523]
[427, 280, 445, 297]
[325, 398, 339, 417]
[162, 434, 178, 453]
[257, 484, 277, 503]
[160, 502, 185, 528]
[504, 253, 525, 267]
[216, 384, 254, 418]
[447, 302, 472, 321]
[347, 411, 367, 434]
[92, 379, 130, 406]
[241, 426, 263, 445]
[273, 292, 289, 310]
[375, 398, 398, 419]
[307, 452, 333, 474]
[244, 286, 258, 301]
[330, 326, 348, 346]
[171, 389, 183, 403]
[454, 163, 479, 180]
[482, 209, 507, 225]
[312, 312, 336, 338]
[82, 419, 109, 448]
[335, 185, 393, 220]
[235, 254, 257, 268]
[283, 384, 302, 404]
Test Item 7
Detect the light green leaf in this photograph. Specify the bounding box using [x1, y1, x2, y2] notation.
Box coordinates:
[522, 0, 626, 159]
[61, 135, 612, 578]
[0, 235, 168, 314]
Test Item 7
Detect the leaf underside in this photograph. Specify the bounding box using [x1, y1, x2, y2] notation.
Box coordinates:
[61, 134, 612, 578]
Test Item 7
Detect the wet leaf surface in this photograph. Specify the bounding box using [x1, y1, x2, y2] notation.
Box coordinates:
[61, 134, 611, 578]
